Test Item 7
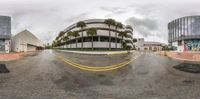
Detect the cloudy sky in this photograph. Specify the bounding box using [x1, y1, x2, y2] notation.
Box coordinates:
[0, 0, 200, 44]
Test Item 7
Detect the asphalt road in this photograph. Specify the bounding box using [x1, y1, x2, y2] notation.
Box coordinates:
[0, 50, 200, 99]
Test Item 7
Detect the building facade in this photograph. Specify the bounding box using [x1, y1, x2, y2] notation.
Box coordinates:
[134, 38, 165, 51]
[12, 30, 44, 52]
[0, 16, 11, 53]
[168, 16, 200, 52]
[55, 19, 133, 49]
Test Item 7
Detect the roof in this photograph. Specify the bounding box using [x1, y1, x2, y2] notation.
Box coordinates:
[12, 30, 44, 47]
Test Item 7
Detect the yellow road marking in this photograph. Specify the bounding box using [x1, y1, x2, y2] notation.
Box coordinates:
[57, 54, 140, 71]
[60, 58, 133, 71]
[59, 56, 129, 69]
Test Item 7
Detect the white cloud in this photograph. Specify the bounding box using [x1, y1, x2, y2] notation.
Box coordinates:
[0, 0, 199, 44]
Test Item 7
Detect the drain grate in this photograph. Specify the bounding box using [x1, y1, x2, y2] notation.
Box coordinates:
[173, 63, 200, 73]
[0, 64, 10, 73]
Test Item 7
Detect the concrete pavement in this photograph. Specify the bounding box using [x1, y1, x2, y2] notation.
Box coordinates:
[0, 51, 40, 61]
[55, 50, 140, 71]
[0, 50, 200, 98]
[159, 51, 200, 61]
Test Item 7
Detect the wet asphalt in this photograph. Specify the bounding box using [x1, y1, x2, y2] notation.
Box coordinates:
[0, 50, 200, 99]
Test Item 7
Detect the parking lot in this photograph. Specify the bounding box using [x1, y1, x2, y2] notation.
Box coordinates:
[0, 50, 200, 99]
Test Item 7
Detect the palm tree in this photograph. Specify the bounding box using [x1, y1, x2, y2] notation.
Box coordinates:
[115, 22, 123, 48]
[118, 30, 128, 48]
[132, 38, 137, 43]
[63, 36, 69, 48]
[67, 31, 73, 48]
[52, 40, 56, 48]
[87, 28, 97, 50]
[122, 40, 127, 49]
[72, 31, 80, 48]
[104, 19, 116, 50]
[76, 21, 87, 50]
[57, 40, 61, 48]
[55, 36, 59, 40]
[59, 31, 65, 37]
[58, 31, 65, 45]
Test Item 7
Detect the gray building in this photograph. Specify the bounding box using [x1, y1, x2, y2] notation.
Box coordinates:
[0, 16, 11, 53]
[168, 16, 200, 52]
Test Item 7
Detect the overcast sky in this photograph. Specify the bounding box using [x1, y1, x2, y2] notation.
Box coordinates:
[0, 0, 200, 44]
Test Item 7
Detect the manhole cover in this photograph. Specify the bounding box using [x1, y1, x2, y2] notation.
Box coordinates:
[0, 64, 10, 73]
[173, 63, 200, 73]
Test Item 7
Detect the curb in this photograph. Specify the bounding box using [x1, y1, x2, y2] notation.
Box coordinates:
[167, 55, 200, 62]
[56, 50, 135, 55]
[158, 51, 200, 62]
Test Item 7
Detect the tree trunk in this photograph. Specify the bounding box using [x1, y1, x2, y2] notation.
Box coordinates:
[81, 28, 83, 50]
[66, 41, 68, 49]
[109, 25, 111, 50]
[76, 37, 77, 48]
[115, 27, 118, 49]
[70, 36, 72, 48]
[121, 36, 123, 48]
[92, 36, 94, 50]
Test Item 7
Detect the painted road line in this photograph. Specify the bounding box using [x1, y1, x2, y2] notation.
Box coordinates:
[58, 56, 129, 70]
[58, 56, 138, 71]
[57, 54, 141, 71]
[59, 56, 128, 69]
[61, 59, 133, 71]
[58, 55, 139, 69]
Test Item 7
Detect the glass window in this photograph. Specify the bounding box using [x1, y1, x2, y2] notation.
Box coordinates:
[192, 16, 200, 36]
[0, 17, 11, 36]
[0, 39, 5, 51]
[100, 36, 109, 42]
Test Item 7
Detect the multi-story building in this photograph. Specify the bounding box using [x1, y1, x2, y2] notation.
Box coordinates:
[0, 16, 11, 53]
[134, 38, 165, 51]
[54, 19, 133, 50]
[168, 16, 200, 52]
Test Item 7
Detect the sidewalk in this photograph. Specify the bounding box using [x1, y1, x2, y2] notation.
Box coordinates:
[0, 53, 22, 61]
[57, 50, 135, 55]
[159, 51, 200, 61]
[0, 51, 38, 61]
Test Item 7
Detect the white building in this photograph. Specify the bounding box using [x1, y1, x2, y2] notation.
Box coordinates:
[135, 38, 165, 51]
[55, 19, 133, 50]
[12, 30, 44, 52]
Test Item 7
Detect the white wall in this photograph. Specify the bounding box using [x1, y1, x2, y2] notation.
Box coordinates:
[12, 30, 44, 52]
[5, 40, 11, 53]
[66, 42, 121, 48]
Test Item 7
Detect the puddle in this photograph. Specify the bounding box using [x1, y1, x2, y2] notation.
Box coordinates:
[0, 64, 10, 73]
[173, 63, 200, 73]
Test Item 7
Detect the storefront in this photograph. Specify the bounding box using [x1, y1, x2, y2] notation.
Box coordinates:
[184, 40, 200, 51]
